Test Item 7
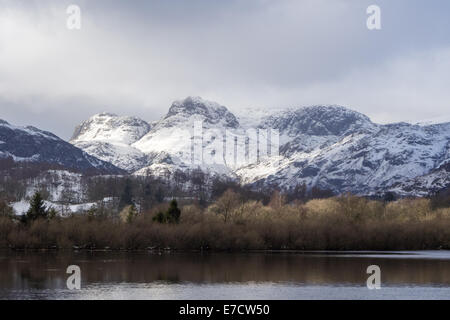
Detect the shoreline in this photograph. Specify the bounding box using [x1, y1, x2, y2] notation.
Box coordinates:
[2, 248, 449, 254]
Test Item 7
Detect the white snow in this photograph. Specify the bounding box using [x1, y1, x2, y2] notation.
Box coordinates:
[71, 97, 450, 196]
[22, 170, 85, 202]
[70, 113, 151, 172]
[415, 115, 450, 126]
[0, 121, 58, 140]
[71, 113, 150, 145]
[11, 200, 31, 216]
[11, 200, 97, 216]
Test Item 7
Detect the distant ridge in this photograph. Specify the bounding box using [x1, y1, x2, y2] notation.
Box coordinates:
[13, 96, 450, 197]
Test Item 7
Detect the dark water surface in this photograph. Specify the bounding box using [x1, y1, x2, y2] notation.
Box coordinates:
[0, 250, 449, 300]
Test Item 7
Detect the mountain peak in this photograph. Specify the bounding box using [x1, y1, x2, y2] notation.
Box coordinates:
[93, 112, 119, 118]
[0, 119, 10, 126]
[0, 119, 122, 174]
[262, 104, 376, 136]
[66, 99, 450, 197]
[70, 113, 151, 144]
[167, 96, 223, 117]
[163, 96, 239, 128]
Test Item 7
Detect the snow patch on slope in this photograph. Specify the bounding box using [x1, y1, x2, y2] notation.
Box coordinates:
[70, 113, 151, 172]
[72, 97, 450, 197]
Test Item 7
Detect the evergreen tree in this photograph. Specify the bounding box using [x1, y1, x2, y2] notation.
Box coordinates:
[25, 192, 47, 221]
[383, 192, 395, 202]
[152, 199, 181, 224]
[47, 207, 58, 220]
[152, 211, 166, 223]
[166, 199, 181, 223]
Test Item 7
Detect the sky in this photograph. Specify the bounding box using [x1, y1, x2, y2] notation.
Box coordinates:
[1, 0, 450, 140]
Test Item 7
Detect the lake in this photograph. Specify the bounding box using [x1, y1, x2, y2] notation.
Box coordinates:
[0, 250, 449, 300]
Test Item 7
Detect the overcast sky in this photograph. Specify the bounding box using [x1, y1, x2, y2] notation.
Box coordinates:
[1, 0, 450, 139]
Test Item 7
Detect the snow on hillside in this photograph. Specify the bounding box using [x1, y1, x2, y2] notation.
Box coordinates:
[12, 199, 97, 216]
[0, 119, 122, 173]
[416, 115, 450, 126]
[71, 97, 450, 197]
[11, 169, 117, 216]
[234, 106, 284, 129]
[74, 140, 148, 173]
[24, 170, 85, 202]
[384, 162, 450, 197]
[70, 113, 151, 172]
[0, 120, 60, 141]
[71, 113, 151, 144]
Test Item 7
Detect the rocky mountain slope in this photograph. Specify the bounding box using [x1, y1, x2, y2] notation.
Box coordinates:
[71, 97, 450, 196]
[243, 119, 450, 196]
[132, 96, 242, 177]
[0, 119, 123, 174]
[70, 113, 151, 172]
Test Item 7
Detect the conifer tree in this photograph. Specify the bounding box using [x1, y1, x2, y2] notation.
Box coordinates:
[152, 199, 181, 224]
[166, 199, 181, 223]
[26, 192, 47, 221]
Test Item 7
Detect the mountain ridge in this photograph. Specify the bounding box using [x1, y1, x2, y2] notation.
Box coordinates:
[56, 97, 450, 196]
[0, 119, 124, 174]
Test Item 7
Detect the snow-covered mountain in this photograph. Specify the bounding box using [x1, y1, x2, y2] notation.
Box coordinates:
[242, 120, 450, 195]
[0, 119, 123, 174]
[132, 96, 241, 177]
[383, 152, 450, 197]
[70, 113, 151, 172]
[71, 97, 450, 196]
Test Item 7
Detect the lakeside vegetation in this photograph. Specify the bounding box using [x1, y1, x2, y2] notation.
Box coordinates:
[1, 189, 450, 251]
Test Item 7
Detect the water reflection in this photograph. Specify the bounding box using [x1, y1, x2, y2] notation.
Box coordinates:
[0, 251, 449, 299]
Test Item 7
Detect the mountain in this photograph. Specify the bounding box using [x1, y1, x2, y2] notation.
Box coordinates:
[71, 97, 450, 196]
[70, 113, 151, 172]
[0, 119, 123, 174]
[260, 105, 377, 137]
[241, 120, 450, 195]
[132, 96, 241, 176]
[384, 155, 450, 197]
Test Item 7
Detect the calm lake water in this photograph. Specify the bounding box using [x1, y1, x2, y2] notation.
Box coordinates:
[0, 250, 449, 300]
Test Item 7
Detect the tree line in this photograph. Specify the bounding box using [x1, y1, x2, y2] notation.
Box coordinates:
[1, 188, 449, 251]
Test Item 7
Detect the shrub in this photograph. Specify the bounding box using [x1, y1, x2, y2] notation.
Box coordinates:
[152, 199, 181, 224]
[119, 204, 138, 224]
[1, 195, 449, 251]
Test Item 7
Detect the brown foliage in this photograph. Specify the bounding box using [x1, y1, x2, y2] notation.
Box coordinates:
[1, 194, 450, 251]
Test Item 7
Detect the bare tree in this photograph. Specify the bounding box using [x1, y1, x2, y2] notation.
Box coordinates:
[214, 189, 241, 223]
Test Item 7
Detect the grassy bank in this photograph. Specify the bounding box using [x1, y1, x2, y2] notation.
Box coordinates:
[1, 194, 450, 251]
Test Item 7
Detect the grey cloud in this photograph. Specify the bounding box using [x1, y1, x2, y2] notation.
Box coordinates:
[0, 0, 450, 139]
